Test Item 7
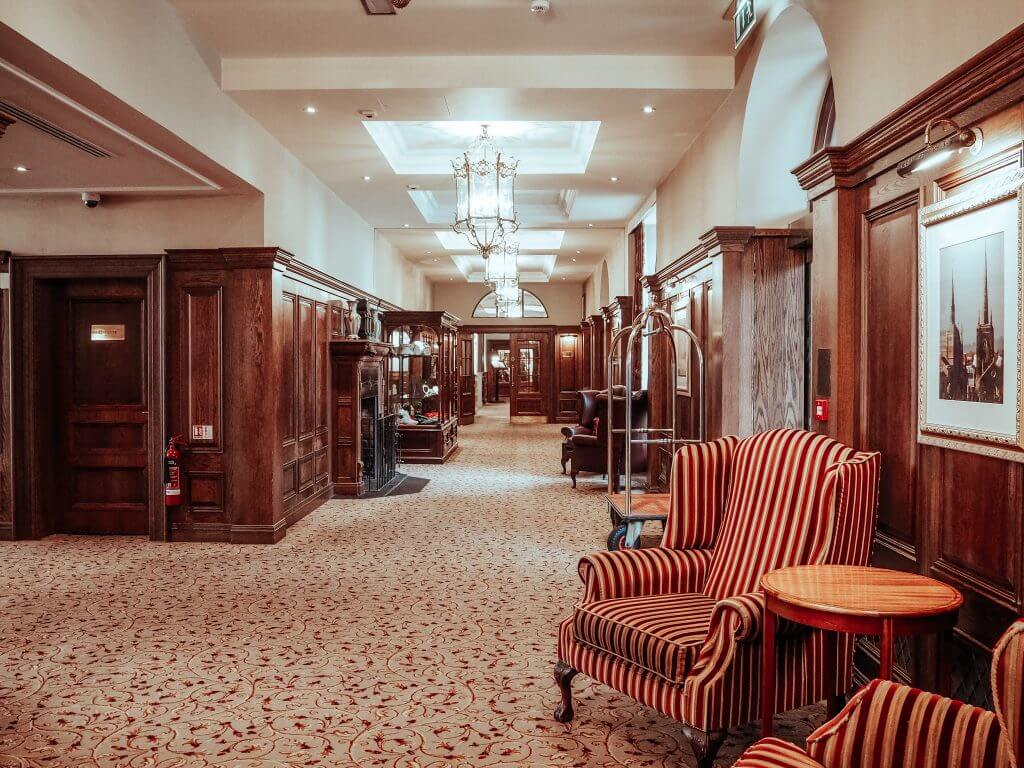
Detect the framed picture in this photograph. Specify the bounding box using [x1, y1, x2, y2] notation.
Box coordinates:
[671, 292, 692, 394]
[918, 169, 1024, 461]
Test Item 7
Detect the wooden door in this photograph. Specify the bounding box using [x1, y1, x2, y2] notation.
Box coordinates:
[57, 279, 149, 534]
[458, 334, 476, 425]
[510, 332, 548, 419]
[555, 331, 582, 422]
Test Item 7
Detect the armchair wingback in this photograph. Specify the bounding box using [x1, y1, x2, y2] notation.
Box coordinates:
[554, 428, 881, 768]
[568, 388, 648, 489]
[560, 390, 600, 474]
[735, 618, 1024, 768]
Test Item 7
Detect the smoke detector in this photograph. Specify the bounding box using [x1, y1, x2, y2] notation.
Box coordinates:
[530, 0, 550, 13]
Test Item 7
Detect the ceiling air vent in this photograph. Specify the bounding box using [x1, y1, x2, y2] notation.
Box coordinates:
[0, 99, 112, 158]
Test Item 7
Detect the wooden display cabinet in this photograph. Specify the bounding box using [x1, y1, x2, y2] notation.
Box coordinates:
[384, 311, 461, 464]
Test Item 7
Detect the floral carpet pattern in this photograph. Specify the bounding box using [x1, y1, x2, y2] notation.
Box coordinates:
[0, 405, 819, 767]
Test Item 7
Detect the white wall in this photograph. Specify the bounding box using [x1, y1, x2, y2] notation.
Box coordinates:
[0, 0, 417, 301]
[656, 0, 1024, 267]
[373, 232, 429, 310]
[431, 281, 585, 326]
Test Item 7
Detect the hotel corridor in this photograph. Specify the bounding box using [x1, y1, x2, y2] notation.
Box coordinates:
[0, 405, 816, 766]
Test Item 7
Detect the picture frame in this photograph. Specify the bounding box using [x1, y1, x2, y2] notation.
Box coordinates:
[918, 168, 1024, 462]
[671, 291, 692, 395]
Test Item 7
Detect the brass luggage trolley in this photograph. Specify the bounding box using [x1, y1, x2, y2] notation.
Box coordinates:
[605, 305, 705, 550]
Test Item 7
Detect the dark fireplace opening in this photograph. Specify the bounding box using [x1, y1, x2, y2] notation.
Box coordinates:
[360, 393, 397, 494]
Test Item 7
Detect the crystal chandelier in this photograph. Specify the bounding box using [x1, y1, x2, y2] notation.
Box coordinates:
[452, 125, 519, 254]
[484, 239, 519, 289]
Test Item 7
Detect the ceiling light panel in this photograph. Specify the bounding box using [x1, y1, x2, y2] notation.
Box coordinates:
[364, 121, 601, 175]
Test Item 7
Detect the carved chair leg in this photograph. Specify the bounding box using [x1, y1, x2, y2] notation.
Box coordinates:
[553, 660, 578, 723]
[681, 725, 727, 768]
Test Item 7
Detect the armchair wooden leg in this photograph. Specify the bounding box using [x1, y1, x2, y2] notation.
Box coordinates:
[681, 725, 726, 768]
[570, 469, 578, 488]
[553, 661, 578, 723]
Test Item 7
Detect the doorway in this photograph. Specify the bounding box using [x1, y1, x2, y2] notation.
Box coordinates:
[12, 257, 165, 539]
[509, 332, 549, 421]
[485, 338, 510, 403]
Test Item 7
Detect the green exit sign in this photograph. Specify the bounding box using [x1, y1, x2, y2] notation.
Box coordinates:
[734, 0, 756, 48]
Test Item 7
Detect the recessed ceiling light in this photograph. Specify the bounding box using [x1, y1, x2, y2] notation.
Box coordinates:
[403, 224, 410, 228]
[426, 250, 432, 254]
[561, 277, 566, 280]
[610, 176, 619, 182]
[576, 250, 581, 254]
[14, 165, 29, 173]
[304, 105, 318, 114]
[572, 258, 577, 262]
[362, 175, 372, 181]
[433, 258, 438, 262]
[643, 105, 656, 114]
[588, 223, 594, 228]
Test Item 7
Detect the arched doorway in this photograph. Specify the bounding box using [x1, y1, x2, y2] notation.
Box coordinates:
[736, 6, 831, 227]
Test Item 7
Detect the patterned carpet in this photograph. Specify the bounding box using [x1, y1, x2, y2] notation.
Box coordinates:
[0, 404, 819, 767]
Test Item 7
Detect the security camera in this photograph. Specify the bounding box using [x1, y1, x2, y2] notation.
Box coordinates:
[530, 0, 550, 13]
[81, 192, 101, 209]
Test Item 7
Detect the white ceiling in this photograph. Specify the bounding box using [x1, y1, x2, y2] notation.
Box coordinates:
[168, 0, 738, 283]
[169, 0, 736, 58]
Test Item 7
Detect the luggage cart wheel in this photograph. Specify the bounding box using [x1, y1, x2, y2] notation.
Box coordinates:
[607, 524, 629, 551]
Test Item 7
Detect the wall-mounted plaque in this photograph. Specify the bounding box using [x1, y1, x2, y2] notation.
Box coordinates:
[90, 324, 125, 341]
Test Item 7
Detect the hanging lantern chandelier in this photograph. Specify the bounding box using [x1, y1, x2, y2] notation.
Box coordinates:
[452, 125, 519, 255]
[493, 281, 521, 319]
[484, 238, 519, 289]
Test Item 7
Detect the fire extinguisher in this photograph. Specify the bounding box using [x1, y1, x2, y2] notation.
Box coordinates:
[165, 436, 187, 506]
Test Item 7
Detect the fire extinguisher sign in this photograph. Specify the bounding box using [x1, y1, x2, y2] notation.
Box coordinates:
[191, 424, 213, 441]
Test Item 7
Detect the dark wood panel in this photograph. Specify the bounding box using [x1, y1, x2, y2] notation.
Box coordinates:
[185, 286, 222, 450]
[298, 297, 315, 439]
[279, 293, 296, 448]
[863, 196, 920, 565]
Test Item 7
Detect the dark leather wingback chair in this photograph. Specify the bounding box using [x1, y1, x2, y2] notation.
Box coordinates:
[560, 390, 600, 473]
[569, 387, 648, 490]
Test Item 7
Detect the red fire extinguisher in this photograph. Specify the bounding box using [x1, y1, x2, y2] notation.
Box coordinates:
[165, 436, 187, 506]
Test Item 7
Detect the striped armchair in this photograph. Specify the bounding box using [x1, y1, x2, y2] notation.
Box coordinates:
[554, 429, 880, 768]
[734, 619, 1024, 768]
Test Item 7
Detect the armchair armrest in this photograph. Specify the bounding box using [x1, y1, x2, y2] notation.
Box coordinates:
[561, 425, 594, 440]
[806, 679, 1008, 768]
[703, 592, 809, 644]
[570, 433, 599, 448]
[577, 546, 712, 603]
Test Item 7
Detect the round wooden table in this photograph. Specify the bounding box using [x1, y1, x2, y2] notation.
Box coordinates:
[759, 565, 963, 738]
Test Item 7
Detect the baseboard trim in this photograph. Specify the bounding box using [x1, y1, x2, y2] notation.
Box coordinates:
[0, 521, 13, 540]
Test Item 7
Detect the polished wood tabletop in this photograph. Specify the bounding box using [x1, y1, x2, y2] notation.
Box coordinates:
[761, 565, 963, 618]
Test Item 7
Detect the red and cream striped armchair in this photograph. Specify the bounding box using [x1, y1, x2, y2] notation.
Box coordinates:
[554, 429, 880, 768]
[734, 619, 1024, 768]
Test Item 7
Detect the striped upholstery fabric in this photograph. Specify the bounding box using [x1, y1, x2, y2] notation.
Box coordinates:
[663, 436, 739, 550]
[577, 546, 713, 603]
[734, 738, 824, 767]
[992, 620, 1024, 768]
[574, 592, 715, 683]
[557, 428, 881, 736]
[733, 619, 1024, 768]
[703, 430, 854, 600]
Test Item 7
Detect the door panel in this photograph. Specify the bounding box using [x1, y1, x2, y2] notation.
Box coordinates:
[458, 334, 476, 425]
[59, 280, 148, 535]
[555, 331, 582, 422]
[510, 332, 548, 418]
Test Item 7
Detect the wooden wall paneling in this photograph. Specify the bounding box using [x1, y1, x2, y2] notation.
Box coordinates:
[279, 291, 298, 516]
[580, 319, 592, 390]
[296, 296, 316, 502]
[589, 314, 605, 389]
[0, 253, 11, 539]
[554, 326, 583, 422]
[861, 193, 921, 571]
[791, 29, 1024, 698]
[751, 234, 807, 432]
[315, 301, 330, 493]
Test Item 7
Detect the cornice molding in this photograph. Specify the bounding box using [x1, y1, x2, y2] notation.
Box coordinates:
[794, 23, 1024, 195]
[328, 339, 393, 360]
[165, 247, 402, 311]
[0, 112, 14, 140]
